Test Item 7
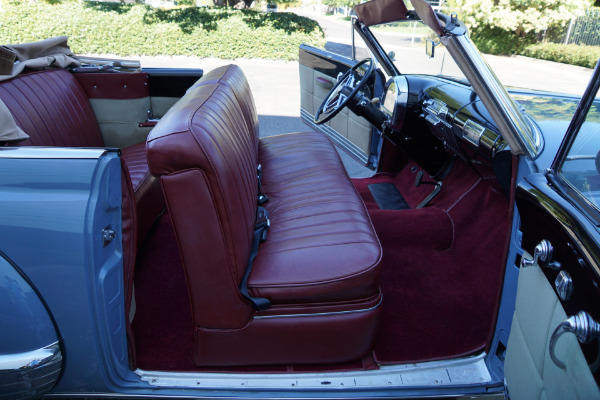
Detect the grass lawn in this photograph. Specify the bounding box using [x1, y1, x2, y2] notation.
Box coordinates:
[0, 1, 326, 61]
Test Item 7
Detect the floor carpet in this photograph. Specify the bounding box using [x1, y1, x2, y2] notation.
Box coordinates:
[353, 160, 510, 363]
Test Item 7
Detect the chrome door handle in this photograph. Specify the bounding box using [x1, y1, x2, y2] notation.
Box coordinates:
[550, 311, 600, 369]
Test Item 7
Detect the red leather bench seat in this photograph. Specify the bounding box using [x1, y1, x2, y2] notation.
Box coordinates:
[147, 64, 382, 366]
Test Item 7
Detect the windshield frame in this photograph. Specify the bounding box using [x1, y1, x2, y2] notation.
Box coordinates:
[351, 16, 400, 78]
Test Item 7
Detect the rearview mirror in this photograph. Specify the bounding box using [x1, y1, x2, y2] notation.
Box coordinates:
[426, 39, 435, 58]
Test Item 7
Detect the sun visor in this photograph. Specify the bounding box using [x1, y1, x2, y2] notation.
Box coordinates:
[409, 0, 444, 36]
[354, 0, 408, 27]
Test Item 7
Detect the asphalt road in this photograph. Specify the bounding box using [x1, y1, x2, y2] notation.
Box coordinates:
[136, 10, 595, 177]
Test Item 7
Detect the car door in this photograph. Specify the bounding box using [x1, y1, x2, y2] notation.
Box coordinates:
[299, 43, 384, 168]
[505, 62, 600, 399]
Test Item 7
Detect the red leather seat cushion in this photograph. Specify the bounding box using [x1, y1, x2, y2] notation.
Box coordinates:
[251, 132, 381, 304]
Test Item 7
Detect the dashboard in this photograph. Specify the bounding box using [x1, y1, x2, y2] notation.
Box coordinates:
[381, 75, 509, 164]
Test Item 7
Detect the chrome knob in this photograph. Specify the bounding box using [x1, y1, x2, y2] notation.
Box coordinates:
[555, 270, 574, 301]
[550, 311, 600, 369]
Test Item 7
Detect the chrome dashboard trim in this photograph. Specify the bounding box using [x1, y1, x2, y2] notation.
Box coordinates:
[382, 75, 408, 131]
[441, 34, 543, 158]
[463, 119, 485, 146]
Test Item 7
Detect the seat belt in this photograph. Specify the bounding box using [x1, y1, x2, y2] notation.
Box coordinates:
[257, 164, 269, 205]
[239, 206, 271, 311]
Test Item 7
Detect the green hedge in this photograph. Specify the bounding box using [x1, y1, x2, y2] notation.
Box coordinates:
[470, 28, 531, 55]
[0, 1, 325, 61]
[520, 42, 600, 69]
[469, 28, 600, 68]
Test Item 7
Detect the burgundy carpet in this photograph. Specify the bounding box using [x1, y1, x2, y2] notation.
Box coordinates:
[353, 160, 510, 364]
[132, 158, 509, 370]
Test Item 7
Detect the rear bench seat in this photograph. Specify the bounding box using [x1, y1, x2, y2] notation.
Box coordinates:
[146, 65, 382, 367]
[0, 69, 164, 325]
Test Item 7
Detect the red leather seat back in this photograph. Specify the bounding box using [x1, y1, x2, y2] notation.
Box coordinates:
[194, 65, 259, 144]
[147, 66, 260, 329]
[0, 69, 104, 147]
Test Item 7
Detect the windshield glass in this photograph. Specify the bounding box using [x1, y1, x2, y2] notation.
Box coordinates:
[366, 21, 466, 81]
[355, 20, 590, 96]
[559, 87, 600, 211]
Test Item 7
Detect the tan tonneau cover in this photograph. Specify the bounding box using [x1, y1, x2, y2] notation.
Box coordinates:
[0, 36, 80, 82]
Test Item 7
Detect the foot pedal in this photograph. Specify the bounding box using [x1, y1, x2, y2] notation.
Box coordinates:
[368, 183, 410, 210]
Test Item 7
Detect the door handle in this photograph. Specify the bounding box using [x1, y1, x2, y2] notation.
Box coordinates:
[315, 77, 334, 90]
[549, 311, 600, 369]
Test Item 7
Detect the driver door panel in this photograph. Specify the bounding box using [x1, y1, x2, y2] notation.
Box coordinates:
[299, 45, 375, 166]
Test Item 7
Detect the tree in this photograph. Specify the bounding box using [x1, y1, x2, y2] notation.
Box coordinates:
[447, 0, 591, 36]
[321, 0, 360, 15]
[445, 0, 593, 53]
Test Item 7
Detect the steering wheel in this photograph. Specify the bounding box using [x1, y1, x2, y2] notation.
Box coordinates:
[314, 58, 375, 125]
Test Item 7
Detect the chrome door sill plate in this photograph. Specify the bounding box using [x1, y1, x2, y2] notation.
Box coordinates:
[136, 353, 491, 390]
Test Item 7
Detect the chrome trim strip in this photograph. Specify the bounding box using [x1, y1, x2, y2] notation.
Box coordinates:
[0, 341, 60, 371]
[301, 108, 369, 165]
[254, 296, 382, 320]
[134, 352, 493, 390]
[0, 147, 109, 159]
[383, 76, 409, 132]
